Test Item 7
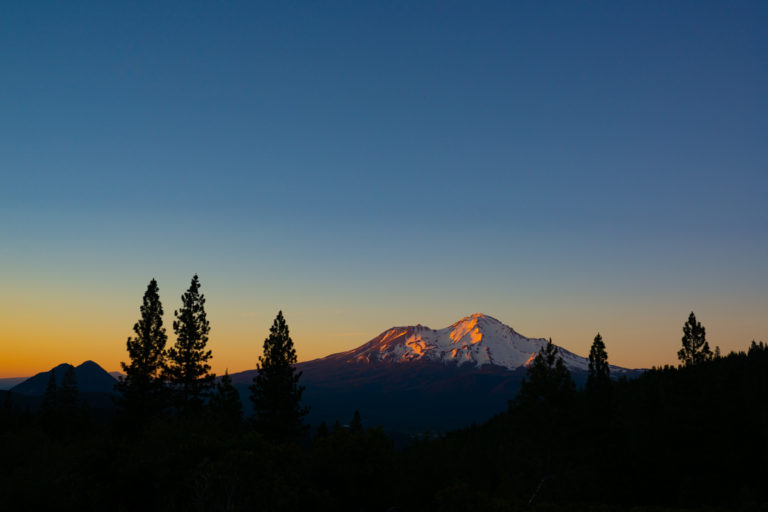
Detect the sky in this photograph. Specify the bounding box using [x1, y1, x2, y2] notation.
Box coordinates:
[1, 1, 767, 377]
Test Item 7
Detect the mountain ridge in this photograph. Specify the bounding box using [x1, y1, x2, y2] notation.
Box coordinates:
[305, 313, 639, 374]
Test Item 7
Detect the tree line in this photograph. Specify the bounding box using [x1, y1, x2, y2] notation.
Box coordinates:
[1, 283, 764, 511]
[113, 275, 308, 442]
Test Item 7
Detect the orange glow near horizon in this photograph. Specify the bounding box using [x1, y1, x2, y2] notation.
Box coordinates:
[1, 295, 766, 378]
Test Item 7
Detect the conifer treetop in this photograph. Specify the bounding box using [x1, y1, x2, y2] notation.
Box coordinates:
[258, 310, 297, 370]
[115, 278, 168, 420]
[250, 310, 308, 441]
[121, 278, 167, 381]
[518, 338, 575, 408]
[165, 274, 214, 409]
[678, 311, 712, 367]
[587, 332, 610, 390]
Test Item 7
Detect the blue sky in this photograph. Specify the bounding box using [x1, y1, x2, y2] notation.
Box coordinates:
[1, 1, 767, 375]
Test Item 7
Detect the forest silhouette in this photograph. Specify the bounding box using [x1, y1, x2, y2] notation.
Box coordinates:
[1, 277, 766, 511]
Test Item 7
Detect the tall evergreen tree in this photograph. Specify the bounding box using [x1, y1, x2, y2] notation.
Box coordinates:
[58, 365, 79, 413]
[209, 369, 242, 426]
[42, 370, 58, 416]
[516, 338, 575, 409]
[514, 338, 576, 491]
[587, 333, 610, 392]
[678, 311, 712, 367]
[350, 410, 363, 433]
[116, 279, 168, 420]
[249, 311, 308, 442]
[164, 274, 214, 412]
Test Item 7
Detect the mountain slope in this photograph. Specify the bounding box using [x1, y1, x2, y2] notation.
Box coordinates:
[313, 313, 636, 374]
[0, 377, 28, 390]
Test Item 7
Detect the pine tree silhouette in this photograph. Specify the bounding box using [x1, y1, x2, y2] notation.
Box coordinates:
[209, 369, 242, 426]
[249, 311, 308, 442]
[350, 410, 363, 433]
[678, 312, 712, 367]
[517, 338, 575, 408]
[164, 274, 214, 412]
[116, 279, 168, 420]
[514, 338, 576, 502]
[42, 369, 57, 417]
[58, 365, 79, 413]
[587, 333, 610, 393]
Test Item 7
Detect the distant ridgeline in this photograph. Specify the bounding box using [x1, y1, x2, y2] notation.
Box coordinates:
[5, 314, 645, 432]
[2, 361, 118, 412]
[11, 361, 117, 395]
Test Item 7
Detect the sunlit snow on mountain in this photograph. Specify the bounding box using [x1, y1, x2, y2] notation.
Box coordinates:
[314, 313, 636, 374]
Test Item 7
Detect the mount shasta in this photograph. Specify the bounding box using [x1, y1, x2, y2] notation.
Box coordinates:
[311, 313, 636, 373]
[231, 313, 642, 431]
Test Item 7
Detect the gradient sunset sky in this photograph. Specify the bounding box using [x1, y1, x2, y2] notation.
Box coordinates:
[2, 1, 767, 377]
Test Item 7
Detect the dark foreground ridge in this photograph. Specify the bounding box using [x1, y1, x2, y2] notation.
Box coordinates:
[1, 341, 767, 510]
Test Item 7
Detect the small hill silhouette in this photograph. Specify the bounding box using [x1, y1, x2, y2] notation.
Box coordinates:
[11, 361, 117, 396]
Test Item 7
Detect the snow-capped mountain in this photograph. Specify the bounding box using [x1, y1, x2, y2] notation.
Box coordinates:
[314, 313, 635, 374]
[229, 313, 642, 432]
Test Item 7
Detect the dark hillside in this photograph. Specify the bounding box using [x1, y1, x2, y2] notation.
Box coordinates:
[401, 342, 768, 510]
[1, 344, 766, 510]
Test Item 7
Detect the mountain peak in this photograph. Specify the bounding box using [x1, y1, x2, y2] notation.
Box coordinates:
[448, 313, 507, 341]
[77, 360, 102, 369]
[317, 314, 638, 374]
[453, 312, 499, 323]
[323, 314, 544, 369]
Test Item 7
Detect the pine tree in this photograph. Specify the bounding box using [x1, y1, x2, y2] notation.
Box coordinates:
[249, 311, 308, 442]
[42, 370, 58, 416]
[587, 333, 610, 392]
[678, 312, 712, 367]
[209, 369, 242, 426]
[516, 338, 575, 409]
[514, 338, 576, 486]
[350, 410, 363, 433]
[116, 279, 168, 420]
[164, 274, 214, 412]
[58, 365, 79, 413]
